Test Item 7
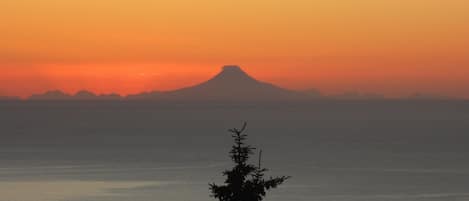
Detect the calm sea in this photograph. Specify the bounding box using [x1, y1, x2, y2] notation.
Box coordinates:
[1, 101, 469, 201]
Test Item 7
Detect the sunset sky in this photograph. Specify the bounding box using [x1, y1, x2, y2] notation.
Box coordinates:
[1, 0, 468, 98]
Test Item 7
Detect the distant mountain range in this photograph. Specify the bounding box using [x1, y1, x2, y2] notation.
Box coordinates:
[25, 65, 460, 101]
[29, 66, 320, 101]
[30, 90, 122, 100]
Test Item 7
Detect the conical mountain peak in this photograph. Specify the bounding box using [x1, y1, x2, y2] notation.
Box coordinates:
[210, 65, 257, 84]
[128, 65, 312, 101]
[221, 65, 244, 73]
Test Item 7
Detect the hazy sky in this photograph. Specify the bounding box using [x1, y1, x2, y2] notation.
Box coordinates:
[1, 0, 468, 98]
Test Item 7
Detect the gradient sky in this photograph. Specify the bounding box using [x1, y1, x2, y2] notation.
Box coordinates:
[1, 0, 468, 98]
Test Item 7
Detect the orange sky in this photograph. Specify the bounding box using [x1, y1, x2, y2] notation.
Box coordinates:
[1, 0, 468, 98]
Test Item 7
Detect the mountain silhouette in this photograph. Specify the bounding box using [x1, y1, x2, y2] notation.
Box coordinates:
[131, 65, 308, 101]
[74, 90, 122, 100]
[30, 90, 122, 100]
[30, 90, 71, 100]
[74, 90, 97, 100]
[28, 66, 323, 101]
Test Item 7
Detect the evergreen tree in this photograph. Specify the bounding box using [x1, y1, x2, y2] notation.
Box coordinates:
[210, 123, 290, 201]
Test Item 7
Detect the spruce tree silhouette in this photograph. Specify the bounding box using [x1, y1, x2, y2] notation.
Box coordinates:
[210, 122, 290, 201]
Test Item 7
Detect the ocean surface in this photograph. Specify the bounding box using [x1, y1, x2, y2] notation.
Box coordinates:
[1, 100, 469, 201]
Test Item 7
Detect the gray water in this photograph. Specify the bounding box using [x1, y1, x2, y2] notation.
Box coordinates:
[1, 101, 469, 201]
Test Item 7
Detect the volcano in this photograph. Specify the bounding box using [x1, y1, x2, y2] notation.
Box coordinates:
[130, 65, 307, 101]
